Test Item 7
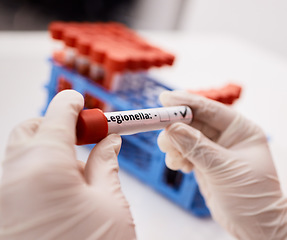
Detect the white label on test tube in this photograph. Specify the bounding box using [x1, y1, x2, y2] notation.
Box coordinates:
[104, 106, 192, 135]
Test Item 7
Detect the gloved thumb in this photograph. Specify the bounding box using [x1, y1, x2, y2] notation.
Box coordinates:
[84, 134, 122, 191]
[165, 122, 229, 173]
[37, 90, 84, 145]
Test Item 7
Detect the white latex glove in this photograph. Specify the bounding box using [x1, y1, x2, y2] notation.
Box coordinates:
[157, 90, 287, 240]
[0, 90, 136, 240]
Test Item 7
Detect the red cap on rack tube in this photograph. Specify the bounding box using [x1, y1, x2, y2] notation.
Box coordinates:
[76, 108, 108, 145]
[76, 35, 92, 56]
[49, 21, 66, 40]
[105, 48, 128, 72]
[63, 28, 79, 47]
[90, 41, 108, 64]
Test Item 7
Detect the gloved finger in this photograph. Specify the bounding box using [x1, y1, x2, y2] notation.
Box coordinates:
[159, 90, 236, 132]
[6, 118, 43, 147]
[165, 150, 187, 170]
[158, 131, 192, 171]
[157, 130, 172, 152]
[77, 160, 86, 176]
[192, 119, 220, 141]
[37, 90, 84, 145]
[216, 113, 266, 149]
[193, 169, 211, 201]
[181, 160, 194, 173]
[165, 122, 229, 173]
[4, 118, 43, 162]
[84, 134, 122, 192]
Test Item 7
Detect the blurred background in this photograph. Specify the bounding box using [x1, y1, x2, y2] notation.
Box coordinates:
[1, 0, 287, 57]
[1, 1, 287, 240]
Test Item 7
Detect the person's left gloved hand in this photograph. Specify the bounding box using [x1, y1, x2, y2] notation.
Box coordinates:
[0, 90, 136, 240]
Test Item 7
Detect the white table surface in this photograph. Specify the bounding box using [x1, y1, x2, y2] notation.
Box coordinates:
[1, 31, 287, 240]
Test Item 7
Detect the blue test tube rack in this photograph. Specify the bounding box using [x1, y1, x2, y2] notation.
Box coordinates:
[42, 60, 210, 217]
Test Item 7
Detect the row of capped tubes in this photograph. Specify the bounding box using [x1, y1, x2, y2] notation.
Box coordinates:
[49, 22, 175, 80]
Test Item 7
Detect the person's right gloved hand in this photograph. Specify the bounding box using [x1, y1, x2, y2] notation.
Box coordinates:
[157, 90, 287, 240]
[0, 90, 136, 240]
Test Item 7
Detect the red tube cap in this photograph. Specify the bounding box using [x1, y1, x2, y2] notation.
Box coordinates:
[76, 108, 108, 145]
[49, 21, 66, 40]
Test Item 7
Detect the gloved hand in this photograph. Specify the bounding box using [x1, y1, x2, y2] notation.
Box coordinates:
[0, 90, 136, 240]
[157, 90, 287, 240]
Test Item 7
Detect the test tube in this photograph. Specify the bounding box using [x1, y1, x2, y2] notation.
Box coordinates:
[76, 106, 192, 145]
[49, 21, 66, 64]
